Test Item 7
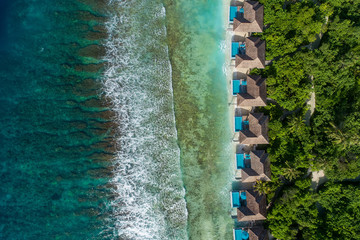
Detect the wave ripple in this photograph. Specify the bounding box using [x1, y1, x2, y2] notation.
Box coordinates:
[102, 1, 188, 239]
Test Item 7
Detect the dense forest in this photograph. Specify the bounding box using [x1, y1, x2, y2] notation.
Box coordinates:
[251, 0, 360, 239]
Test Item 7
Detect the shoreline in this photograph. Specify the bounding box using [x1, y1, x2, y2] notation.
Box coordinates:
[165, 0, 235, 238]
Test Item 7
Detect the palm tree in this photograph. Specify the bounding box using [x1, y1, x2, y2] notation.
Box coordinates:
[326, 122, 360, 150]
[326, 122, 347, 148]
[289, 115, 305, 133]
[282, 162, 301, 181]
[253, 179, 271, 195]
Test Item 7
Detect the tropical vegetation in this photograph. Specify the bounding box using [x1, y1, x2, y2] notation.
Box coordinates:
[253, 0, 360, 238]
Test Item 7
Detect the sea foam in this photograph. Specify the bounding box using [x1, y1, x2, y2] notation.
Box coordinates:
[101, 1, 188, 239]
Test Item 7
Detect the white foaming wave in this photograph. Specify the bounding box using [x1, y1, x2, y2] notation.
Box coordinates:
[101, 1, 188, 239]
[219, 39, 230, 76]
[219, 39, 226, 52]
[223, 30, 234, 78]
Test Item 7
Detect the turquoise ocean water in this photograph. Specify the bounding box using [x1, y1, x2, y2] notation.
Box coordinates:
[0, 0, 116, 239]
[164, 0, 233, 239]
[0, 0, 231, 239]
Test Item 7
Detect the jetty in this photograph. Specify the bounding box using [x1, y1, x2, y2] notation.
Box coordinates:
[227, 1, 270, 239]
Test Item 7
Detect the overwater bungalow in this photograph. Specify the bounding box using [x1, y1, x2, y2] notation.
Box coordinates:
[233, 227, 269, 240]
[231, 1, 264, 33]
[236, 150, 271, 183]
[234, 75, 266, 107]
[231, 190, 267, 222]
[239, 113, 269, 145]
[233, 37, 265, 69]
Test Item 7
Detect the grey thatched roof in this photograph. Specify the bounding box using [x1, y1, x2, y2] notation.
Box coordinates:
[239, 112, 269, 145]
[235, 37, 265, 69]
[241, 150, 271, 183]
[237, 189, 267, 222]
[237, 75, 267, 107]
[233, 1, 264, 33]
[249, 226, 269, 240]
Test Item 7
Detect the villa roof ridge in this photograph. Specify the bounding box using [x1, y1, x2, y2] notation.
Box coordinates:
[233, 1, 264, 33]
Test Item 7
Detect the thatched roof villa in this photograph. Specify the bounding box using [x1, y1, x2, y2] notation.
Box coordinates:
[248, 226, 269, 240]
[231, 189, 267, 222]
[237, 150, 271, 183]
[232, 1, 264, 33]
[235, 75, 266, 107]
[234, 37, 265, 69]
[239, 113, 269, 145]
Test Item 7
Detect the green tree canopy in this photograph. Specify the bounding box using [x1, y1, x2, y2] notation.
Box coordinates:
[318, 183, 360, 239]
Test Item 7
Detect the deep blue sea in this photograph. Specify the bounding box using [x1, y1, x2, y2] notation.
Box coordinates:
[0, 0, 231, 239]
[0, 0, 116, 239]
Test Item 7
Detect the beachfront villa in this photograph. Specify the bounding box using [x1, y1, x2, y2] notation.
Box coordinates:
[230, 1, 264, 33]
[239, 113, 269, 145]
[231, 189, 266, 222]
[234, 75, 266, 107]
[229, 1, 269, 238]
[233, 37, 265, 69]
[236, 150, 271, 183]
